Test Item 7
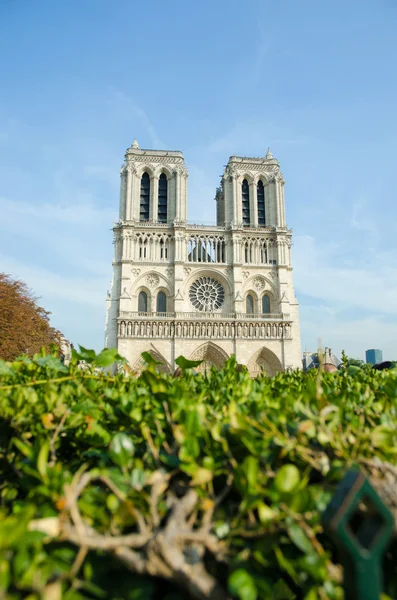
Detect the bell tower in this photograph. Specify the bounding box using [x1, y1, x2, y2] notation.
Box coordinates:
[217, 149, 285, 228]
[119, 139, 188, 224]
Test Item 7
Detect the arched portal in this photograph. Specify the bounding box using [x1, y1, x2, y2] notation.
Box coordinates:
[131, 347, 172, 375]
[247, 347, 283, 377]
[189, 342, 229, 373]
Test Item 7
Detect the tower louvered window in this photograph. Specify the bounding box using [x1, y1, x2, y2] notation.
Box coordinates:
[140, 172, 150, 221]
[158, 173, 168, 223]
[242, 179, 250, 226]
[257, 180, 265, 226]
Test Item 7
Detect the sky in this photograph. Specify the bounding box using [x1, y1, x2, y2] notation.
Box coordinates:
[1, 0, 397, 361]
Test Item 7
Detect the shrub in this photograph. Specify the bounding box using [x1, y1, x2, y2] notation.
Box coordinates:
[0, 348, 397, 599]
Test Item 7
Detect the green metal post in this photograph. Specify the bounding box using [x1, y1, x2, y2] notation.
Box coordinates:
[323, 469, 394, 600]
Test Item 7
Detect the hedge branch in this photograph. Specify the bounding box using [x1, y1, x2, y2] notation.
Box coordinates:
[31, 470, 228, 600]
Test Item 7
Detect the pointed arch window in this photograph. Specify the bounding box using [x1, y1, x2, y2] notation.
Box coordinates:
[138, 291, 148, 313]
[262, 294, 270, 314]
[242, 179, 250, 226]
[156, 291, 167, 314]
[257, 180, 265, 226]
[140, 172, 150, 221]
[158, 173, 168, 223]
[246, 294, 254, 314]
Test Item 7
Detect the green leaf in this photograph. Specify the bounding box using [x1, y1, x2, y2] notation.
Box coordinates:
[175, 355, 203, 369]
[287, 523, 313, 554]
[77, 346, 97, 362]
[34, 356, 69, 373]
[228, 569, 257, 600]
[274, 464, 301, 494]
[190, 467, 213, 486]
[12, 437, 34, 459]
[94, 348, 125, 367]
[0, 360, 15, 377]
[109, 433, 135, 467]
[37, 441, 50, 479]
[141, 351, 163, 365]
[258, 502, 277, 524]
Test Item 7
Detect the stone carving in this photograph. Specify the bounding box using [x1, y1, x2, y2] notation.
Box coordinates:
[131, 268, 141, 277]
[126, 164, 138, 175]
[146, 274, 160, 288]
[189, 342, 229, 373]
[253, 277, 266, 290]
[183, 267, 191, 275]
[189, 277, 225, 312]
[117, 318, 291, 341]
[126, 155, 184, 166]
[165, 268, 174, 277]
[242, 271, 250, 279]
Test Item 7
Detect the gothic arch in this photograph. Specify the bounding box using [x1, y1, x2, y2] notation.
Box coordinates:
[136, 165, 155, 178]
[247, 347, 283, 377]
[254, 173, 270, 184]
[238, 173, 255, 185]
[131, 347, 172, 375]
[242, 275, 278, 301]
[154, 166, 173, 178]
[133, 271, 173, 297]
[189, 342, 229, 373]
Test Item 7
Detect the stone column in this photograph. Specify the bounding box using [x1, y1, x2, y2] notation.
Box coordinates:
[175, 170, 181, 221]
[280, 180, 286, 226]
[275, 177, 282, 226]
[150, 176, 158, 222]
[249, 182, 257, 226]
[232, 175, 239, 224]
[125, 168, 132, 220]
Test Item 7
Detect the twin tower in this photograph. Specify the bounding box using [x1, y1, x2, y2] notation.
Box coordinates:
[105, 140, 301, 374]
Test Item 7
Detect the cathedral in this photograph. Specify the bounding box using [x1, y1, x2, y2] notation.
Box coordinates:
[104, 140, 302, 375]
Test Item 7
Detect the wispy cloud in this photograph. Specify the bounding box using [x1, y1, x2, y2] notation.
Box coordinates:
[108, 87, 165, 149]
[351, 198, 379, 238]
[208, 119, 306, 155]
[294, 234, 397, 359]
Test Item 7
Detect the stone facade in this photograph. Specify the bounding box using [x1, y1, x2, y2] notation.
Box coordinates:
[105, 141, 302, 375]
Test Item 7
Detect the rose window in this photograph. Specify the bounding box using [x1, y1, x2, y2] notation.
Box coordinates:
[189, 276, 225, 312]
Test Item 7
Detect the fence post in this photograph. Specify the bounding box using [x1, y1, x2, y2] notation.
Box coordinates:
[323, 469, 394, 599]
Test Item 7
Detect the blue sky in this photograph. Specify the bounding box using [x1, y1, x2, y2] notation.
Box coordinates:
[1, 0, 397, 360]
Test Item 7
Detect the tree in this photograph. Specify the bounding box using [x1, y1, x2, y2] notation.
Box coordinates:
[0, 273, 61, 361]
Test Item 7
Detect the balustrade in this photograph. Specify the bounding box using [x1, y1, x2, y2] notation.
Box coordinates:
[118, 317, 291, 340]
[119, 311, 289, 321]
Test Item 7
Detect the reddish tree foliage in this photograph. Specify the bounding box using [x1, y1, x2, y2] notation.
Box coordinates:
[0, 273, 62, 361]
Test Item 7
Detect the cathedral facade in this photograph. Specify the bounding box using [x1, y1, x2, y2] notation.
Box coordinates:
[105, 140, 301, 375]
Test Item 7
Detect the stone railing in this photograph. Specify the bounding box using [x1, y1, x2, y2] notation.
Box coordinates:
[118, 315, 292, 340]
[119, 311, 289, 321]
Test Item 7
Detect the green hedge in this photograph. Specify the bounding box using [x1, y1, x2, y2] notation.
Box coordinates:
[0, 348, 397, 599]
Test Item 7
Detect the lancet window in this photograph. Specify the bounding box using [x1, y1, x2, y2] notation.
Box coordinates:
[140, 172, 150, 221]
[242, 179, 250, 226]
[262, 294, 271, 314]
[158, 173, 167, 223]
[138, 291, 148, 313]
[257, 180, 265, 226]
[246, 294, 254, 314]
[156, 291, 167, 313]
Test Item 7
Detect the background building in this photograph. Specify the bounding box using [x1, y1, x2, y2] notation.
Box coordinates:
[105, 141, 302, 375]
[302, 347, 341, 371]
[366, 349, 383, 365]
